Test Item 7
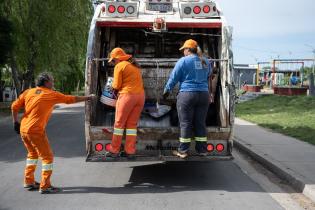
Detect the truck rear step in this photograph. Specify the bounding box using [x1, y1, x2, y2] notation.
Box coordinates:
[86, 154, 233, 162]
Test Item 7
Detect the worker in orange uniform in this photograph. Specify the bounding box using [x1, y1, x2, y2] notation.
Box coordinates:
[11, 72, 94, 194]
[107, 47, 145, 158]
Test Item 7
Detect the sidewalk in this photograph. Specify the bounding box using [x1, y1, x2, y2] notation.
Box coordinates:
[234, 118, 315, 202]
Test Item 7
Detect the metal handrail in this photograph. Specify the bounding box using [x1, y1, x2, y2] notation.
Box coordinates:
[92, 58, 230, 62]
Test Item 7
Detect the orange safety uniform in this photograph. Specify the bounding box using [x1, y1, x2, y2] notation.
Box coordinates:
[11, 87, 75, 190]
[110, 60, 145, 154]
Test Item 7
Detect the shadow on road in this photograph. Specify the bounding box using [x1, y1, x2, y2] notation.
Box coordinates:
[59, 161, 265, 194]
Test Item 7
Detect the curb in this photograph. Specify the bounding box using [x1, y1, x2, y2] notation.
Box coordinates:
[234, 137, 315, 203]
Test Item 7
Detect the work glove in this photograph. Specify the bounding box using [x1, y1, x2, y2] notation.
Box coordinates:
[14, 122, 20, 134]
[163, 90, 170, 100]
[113, 89, 119, 99]
[87, 94, 96, 101]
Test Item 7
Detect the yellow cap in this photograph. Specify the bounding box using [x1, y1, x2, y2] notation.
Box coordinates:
[179, 39, 198, 50]
[108, 48, 132, 63]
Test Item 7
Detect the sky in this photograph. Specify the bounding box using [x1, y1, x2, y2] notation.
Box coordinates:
[218, 0, 315, 64]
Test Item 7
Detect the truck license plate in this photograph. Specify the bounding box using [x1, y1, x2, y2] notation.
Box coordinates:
[148, 3, 172, 12]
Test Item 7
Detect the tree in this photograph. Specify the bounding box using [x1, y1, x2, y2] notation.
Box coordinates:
[0, 15, 14, 101]
[302, 66, 314, 76]
[0, 16, 13, 66]
[0, 0, 92, 95]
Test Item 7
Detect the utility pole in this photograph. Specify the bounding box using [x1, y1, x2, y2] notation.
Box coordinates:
[305, 45, 315, 96]
[312, 49, 315, 75]
[311, 51, 315, 96]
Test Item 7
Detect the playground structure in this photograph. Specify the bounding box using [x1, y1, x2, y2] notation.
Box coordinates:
[251, 59, 315, 95]
[257, 59, 314, 86]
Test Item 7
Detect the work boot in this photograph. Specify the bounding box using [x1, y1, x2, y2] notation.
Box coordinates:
[105, 151, 119, 158]
[24, 181, 40, 191]
[126, 153, 136, 160]
[125, 136, 136, 155]
[172, 150, 188, 159]
[196, 152, 208, 157]
[39, 186, 61, 194]
[110, 134, 123, 154]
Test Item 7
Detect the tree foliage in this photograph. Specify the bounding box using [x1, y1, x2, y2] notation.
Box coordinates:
[302, 66, 315, 76]
[0, 0, 93, 94]
[0, 16, 13, 66]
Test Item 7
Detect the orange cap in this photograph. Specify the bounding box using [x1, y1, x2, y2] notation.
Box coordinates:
[108, 48, 132, 63]
[179, 39, 198, 50]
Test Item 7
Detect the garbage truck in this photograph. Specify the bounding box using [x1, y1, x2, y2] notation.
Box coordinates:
[85, 0, 235, 161]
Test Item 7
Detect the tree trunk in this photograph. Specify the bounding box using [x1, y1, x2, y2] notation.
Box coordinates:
[0, 69, 3, 102]
[22, 33, 37, 91]
[9, 55, 21, 96]
[21, 69, 35, 91]
[309, 73, 315, 96]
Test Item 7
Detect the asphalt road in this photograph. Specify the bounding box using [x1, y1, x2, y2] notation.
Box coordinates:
[0, 103, 302, 210]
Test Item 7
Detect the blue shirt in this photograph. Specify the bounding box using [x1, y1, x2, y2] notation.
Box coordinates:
[164, 55, 212, 92]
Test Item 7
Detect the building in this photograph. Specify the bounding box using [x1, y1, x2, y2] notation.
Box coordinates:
[233, 64, 258, 89]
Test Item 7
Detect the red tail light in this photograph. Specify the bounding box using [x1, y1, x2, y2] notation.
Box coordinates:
[105, 143, 111, 152]
[117, 6, 125, 13]
[193, 6, 201, 14]
[203, 5, 210, 13]
[108, 5, 116, 13]
[207, 144, 214, 152]
[216, 144, 224, 152]
[95, 143, 104, 152]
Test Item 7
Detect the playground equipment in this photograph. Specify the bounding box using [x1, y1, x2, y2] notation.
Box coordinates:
[257, 59, 315, 87]
[256, 59, 315, 95]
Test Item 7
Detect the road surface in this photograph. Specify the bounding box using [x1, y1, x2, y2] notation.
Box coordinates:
[0, 103, 312, 210]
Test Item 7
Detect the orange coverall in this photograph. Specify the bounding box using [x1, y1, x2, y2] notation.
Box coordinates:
[11, 87, 75, 190]
[110, 61, 145, 155]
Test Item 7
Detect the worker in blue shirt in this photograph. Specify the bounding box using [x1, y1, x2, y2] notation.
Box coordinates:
[163, 39, 214, 158]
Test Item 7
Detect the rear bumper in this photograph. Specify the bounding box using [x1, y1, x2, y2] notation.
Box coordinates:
[86, 154, 234, 162]
[90, 126, 231, 141]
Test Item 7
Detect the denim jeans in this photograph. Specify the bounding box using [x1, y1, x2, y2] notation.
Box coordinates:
[176, 91, 209, 153]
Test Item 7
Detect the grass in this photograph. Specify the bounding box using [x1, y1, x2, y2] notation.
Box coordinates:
[236, 95, 315, 145]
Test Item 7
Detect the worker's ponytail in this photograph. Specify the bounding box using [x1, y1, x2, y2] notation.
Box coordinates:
[188, 47, 208, 68]
[197, 46, 208, 68]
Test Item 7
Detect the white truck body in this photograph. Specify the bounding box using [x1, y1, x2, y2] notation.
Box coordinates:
[85, 0, 235, 161]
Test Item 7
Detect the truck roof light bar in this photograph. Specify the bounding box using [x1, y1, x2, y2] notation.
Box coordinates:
[99, 1, 138, 17]
[180, 2, 219, 18]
